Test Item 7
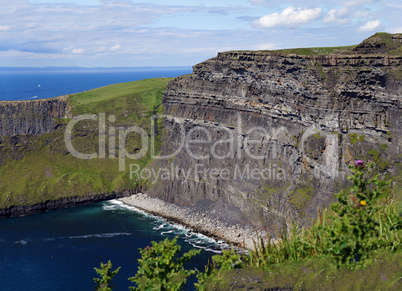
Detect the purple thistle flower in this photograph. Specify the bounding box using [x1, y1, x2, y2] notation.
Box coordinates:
[354, 160, 365, 169]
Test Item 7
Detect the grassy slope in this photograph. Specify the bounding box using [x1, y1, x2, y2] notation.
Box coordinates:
[207, 249, 402, 290]
[0, 78, 172, 208]
[236, 45, 357, 56]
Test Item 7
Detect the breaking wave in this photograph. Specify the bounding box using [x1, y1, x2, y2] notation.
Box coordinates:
[105, 200, 228, 254]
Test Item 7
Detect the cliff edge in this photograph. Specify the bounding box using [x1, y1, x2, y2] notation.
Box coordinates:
[148, 33, 402, 233]
[0, 95, 70, 136]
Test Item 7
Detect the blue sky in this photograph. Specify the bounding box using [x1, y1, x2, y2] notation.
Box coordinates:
[0, 0, 400, 67]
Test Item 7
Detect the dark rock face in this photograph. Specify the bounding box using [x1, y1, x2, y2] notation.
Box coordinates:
[0, 96, 70, 136]
[149, 50, 401, 232]
[0, 190, 138, 218]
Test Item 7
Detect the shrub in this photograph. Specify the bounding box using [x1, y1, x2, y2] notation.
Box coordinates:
[195, 248, 243, 290]
[128, 237, 200, 291]
[245, 216, 328, 270]
[319, 160, 401, 268]
[93, 260, 121, 291]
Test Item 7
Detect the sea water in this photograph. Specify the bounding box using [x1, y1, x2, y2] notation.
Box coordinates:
[0, 201, 226, 290]
[0, 67, 191, 101]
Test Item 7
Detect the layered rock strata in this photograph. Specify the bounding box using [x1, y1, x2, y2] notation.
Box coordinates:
[0, 96, 70, 136]
[149, 50, 401, 233]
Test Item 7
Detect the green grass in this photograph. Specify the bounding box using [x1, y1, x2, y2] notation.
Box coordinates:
[260, 45, 357, 56]
[349, 133, 365, 145]
[287, 184, 315, 212]
[206, 249, 402, 290]
[249, 32, 402, 56]
[391, 68, 402, 80]
[394, 162, 402, 213]
[70, 78, 168, 108]
[0, 78, 172, 208]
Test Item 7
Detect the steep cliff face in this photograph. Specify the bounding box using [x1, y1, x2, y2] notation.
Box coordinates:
[0, 96, 70, 136]
[149, 37, 402, 232]
[0, 79, 169, 217]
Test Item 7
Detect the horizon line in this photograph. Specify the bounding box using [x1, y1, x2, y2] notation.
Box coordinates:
[0, 66, 193, 70]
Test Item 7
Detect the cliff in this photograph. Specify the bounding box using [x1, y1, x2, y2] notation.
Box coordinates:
[148, 33, 402, 232]
[0, 96, 70, 136]
[0, 78, 170, 216]
[0, 34, 401, 235]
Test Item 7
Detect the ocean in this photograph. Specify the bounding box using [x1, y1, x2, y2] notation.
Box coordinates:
[0, 201, 224, 290]
[0, 67, 191, 101]
[0, 67, 222, 290]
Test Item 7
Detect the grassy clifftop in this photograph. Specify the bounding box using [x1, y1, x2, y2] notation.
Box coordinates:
[0, 78, 171, 210]
[242, 32, 402, 56]
[265, 45, 357, 56]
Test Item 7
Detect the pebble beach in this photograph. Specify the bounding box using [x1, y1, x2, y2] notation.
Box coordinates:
[118, 193, 269, 250]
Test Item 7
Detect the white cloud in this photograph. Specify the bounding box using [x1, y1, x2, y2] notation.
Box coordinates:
[253, 43, 276, 50]
[110, 43, 121, 51]
[72, 48, 85, 54]
[385, 2, 402, 9]
[323, 7, 350, 24]
[338, 18, 349, 25]
[0, 0, 397, 67]
[252, 7, 322, 28]
[358, 20, 380, 31]
[321, 0, 380, 27]
[337, 7, 349, 16]
[323, 9, 337, 23]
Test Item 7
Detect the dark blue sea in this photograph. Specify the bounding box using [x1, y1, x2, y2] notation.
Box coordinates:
[0, 201, 224, 290]
[0, 67, 191, 101]
[0, 67, 223, 290]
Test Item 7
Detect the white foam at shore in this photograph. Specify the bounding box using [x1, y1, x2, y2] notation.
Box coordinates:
[106, 198, 228, 252]
[116, 193, 268, 250]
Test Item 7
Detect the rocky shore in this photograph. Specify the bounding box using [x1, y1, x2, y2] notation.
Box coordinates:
[0, 191, 136, 218]
[118, 193, 269, 250]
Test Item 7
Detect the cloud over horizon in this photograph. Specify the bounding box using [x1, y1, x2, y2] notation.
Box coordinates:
[358, 20, 381, 31]
[252, 7, 322, 28]
[0, 0, 399, 67]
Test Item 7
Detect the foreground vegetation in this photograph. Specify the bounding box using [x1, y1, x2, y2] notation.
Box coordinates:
[0, 78, 171, 208]
[94, 161, 402, 290]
